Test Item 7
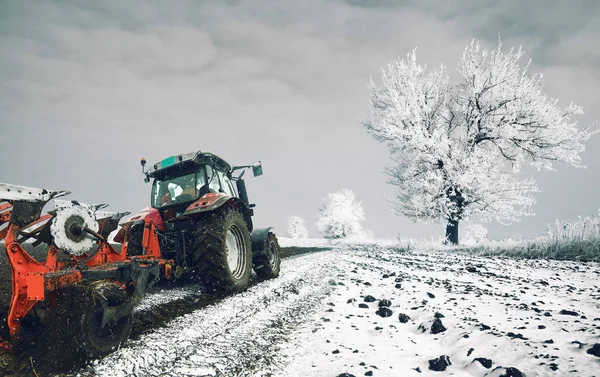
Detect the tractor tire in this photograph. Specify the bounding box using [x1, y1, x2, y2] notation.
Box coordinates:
[77, 283, 133, 359]
[253, 232, 281, 280]
[191, 209, 252, 293]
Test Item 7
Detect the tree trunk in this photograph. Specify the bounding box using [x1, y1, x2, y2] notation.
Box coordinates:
[445, 219, 459, 245]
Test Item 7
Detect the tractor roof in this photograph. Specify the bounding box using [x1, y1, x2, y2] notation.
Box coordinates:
[147, 151, 232, 177]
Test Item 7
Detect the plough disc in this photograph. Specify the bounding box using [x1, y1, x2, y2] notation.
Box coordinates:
[51, 200, 101, 256]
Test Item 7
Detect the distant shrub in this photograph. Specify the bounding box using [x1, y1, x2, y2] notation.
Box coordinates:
[286, 216, 309, 239]
[317, 189, 366, 239]
[461, 224, 488, 246]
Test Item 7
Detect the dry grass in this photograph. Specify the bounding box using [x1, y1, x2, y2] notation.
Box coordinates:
[455, 237, 600, 262]
[439, 212, 600, 262]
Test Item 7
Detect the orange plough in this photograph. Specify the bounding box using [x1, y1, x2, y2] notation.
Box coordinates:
[0, 183, 159, 357]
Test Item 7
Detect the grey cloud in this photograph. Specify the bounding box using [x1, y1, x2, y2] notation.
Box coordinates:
[0, 0, 598, 240]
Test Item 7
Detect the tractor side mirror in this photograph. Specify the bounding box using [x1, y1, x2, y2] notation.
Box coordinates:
[141, 158, 150, 183]
[251, 161, 263, 177]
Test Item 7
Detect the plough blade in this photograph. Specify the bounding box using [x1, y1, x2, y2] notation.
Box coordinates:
[96, 211, 131, 240]
[54, 199, 108, 212]
[95, 211, 131, 222]
[0, 182, 70, 202]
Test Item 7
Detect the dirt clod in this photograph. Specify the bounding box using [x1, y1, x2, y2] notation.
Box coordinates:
[431, 318, 447, 334]
[499, 367, 525, 377]
[428, 355, 451, 371]
[375, 307, 393, 318]
[474, 357, 493, 368]
[587, 343, 600, 358]
[398, 313, 411, 323]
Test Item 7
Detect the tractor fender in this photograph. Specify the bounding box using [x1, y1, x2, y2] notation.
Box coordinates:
[120, 207, 165, 231]
[184, 193, 229, 216]
[250, 227, 274, 257]
[184, 194, 254, 232]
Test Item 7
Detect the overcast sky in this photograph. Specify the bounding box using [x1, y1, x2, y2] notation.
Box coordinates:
[1, 0, 599, 240]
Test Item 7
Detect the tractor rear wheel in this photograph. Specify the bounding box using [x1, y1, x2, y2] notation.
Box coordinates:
[191, 209, 252, 293]
[78, 283, 133, 358]
[253, 232, 281, 280]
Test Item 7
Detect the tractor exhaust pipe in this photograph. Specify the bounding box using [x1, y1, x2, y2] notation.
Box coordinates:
[236, 178, 250, 207]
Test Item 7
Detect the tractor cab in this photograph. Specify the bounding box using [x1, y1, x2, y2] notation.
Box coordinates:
[143, 151, 246, 221]
[141, 151, 263, 218]
[150, 161, 218, 209]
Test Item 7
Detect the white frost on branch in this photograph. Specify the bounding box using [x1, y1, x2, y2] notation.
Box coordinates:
[286, 216, 309, 239]
[364, 39, 595, 230]
[316, 189, 366, 239]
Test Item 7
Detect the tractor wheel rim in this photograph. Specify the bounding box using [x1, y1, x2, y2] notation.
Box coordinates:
[225, 224, 245, 279]
[268, 241, 278, 269]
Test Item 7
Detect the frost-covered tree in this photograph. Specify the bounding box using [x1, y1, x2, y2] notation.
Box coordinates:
[286, 216, 309, 239]
[364, 40, 595, 244]
[317, 189, 365, 239]
[461, 224, 488, 246]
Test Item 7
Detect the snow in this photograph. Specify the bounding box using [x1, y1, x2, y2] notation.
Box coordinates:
[134, 283, 204, 312]
[79, 251, 340, 377]
[69, 242, 600, 377]
[276, 246, 600, 377]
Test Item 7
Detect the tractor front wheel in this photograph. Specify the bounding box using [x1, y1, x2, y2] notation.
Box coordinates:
[253, 232, 281, 280]
[191, 209, 252, 293]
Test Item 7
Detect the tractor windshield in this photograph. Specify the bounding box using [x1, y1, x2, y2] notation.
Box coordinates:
[151, 164, 207, 208]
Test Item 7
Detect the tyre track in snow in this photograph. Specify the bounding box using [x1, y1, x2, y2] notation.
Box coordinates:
[128, 247, 333, 340]
[72, 250, 341, 377]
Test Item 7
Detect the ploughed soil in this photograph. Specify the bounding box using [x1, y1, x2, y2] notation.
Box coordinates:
[0, 244, 331, 377]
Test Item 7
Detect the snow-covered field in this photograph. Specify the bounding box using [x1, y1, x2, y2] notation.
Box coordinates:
[277, 246, 600, 377]
[67, 244, 599, 377]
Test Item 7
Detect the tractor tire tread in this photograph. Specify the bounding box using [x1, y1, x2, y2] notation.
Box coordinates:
[191, 208, 252, 293]
[253, 232, 281, 280]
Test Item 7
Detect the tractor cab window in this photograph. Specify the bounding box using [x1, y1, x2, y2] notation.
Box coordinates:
[151, 164, 207, 208]
[217, 170, 236, 197]
[205, 165, 222, 193]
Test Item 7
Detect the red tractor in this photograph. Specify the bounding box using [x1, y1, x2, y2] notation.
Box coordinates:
[0, 150, 280, 361]
[116, 150, 281, 291]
